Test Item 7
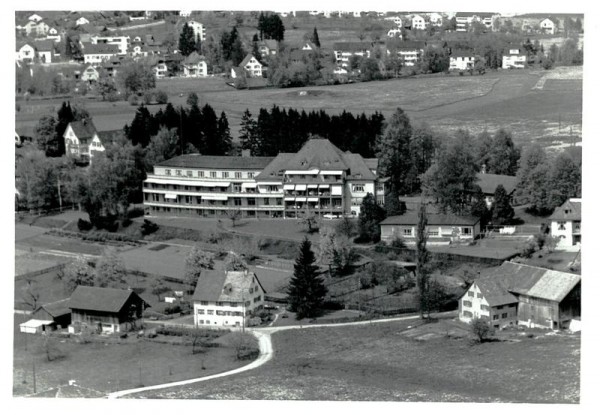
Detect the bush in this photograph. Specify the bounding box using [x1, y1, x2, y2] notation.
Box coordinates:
[520, 239, 538, 258]
[390, 237, 406, 250]
[128, 94, 139, 106]
[143, 91, 154, 105]
[164, 305, 182, 315]
[323, 300, 344, 310]
[155, 90, 168, 104]
[77, 218, 93, 231]
[128, 207, 145, 219]
[121, 218, 133, 228]
[141, 219, 159, 236]
[471, 317, 495, 343]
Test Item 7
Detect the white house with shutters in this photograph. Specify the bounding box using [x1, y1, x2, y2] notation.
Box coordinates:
[192, 269, 266, 328]
[411, 15, 426, 30]
[502, 47, 526, 69]
[539, 18, 556, 35]
[549, 198, 581, 248]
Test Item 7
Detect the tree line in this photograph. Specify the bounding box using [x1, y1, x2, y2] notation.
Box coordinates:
[240, 106, 385, 157]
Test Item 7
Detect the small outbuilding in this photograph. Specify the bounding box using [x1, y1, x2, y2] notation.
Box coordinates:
[33, 298, 71, 329]
[380, 213, 481, 244]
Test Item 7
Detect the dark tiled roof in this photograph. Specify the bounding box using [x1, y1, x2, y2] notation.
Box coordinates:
[68, 120, 97, 140]
[192, 270, 266, 302]
[474, 279, 518, 307]
[82, 43, 120, 55]
[156, 154, 275, 169]
[475, 173, 518, 195]
[343, 152, 377, 180]
[254, 153, 294, 181]
[548, 199, 581, 221]
[33, 39, 55, 52]
[477, 261, 580, 302]
[333, 42, 372, 52]
[68, 286, 148, 313]
[97, 129, 125, 144]
[259, 39, 278, 50]
[34, 298, 71, 318]
[451, 49, 475, 58]
[380, 213, 481, 226]
[183, 51, 206, 65]
[240, 53, 257, 68]
[455, 12, 498, 18]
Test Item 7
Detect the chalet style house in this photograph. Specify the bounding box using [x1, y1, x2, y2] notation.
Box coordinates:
[68, 286, 149, 334]
[549, 198, 581, 247]
[192, 269, 266, 327]
[459, 262, 580, 330]
[63, 119, 105, 163]
[143, 138, 386, 219]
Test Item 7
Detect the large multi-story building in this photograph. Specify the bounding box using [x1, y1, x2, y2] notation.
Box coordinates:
[143, 139, 386, 219]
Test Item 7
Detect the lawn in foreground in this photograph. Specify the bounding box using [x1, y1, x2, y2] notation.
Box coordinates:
[13, 314, 254, 397]
[133, 319, 580, 402]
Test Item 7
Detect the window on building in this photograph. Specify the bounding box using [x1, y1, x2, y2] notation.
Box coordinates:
[462, 227, 472, 235]
[481, 305, 489, 311]
[222, 172, 229, 178]
[210, 171, 217, 178]
[207, 310, 214, 315]
[165, 169, 171, 176]
[468, 291, 474, 297]
[403, 228, 412, 236]
[463, 300, 472, 308]
[198, 171, 204, 178]
[200, 301, 208, 305]
[248, 172, 254, 178]
[263, 198, 270, 205]
[247, 198, 256, 206]
[187, 170, 193, 177]
[216, 302, 224, 307]
[176, 170, 182, 176]
[352, 185, 364, 192]
[235, 172, 242, 179]
[427, 228, 439, 237]
[493, 315, 499, 320]
[197, 309, 204, 314]
[477, 293, 483, 299]
[557, 221, 566, 230]
[501, 313, 508, 319]
[463, 310, 472, 318]
[234, 198, 242, 206]
[233, 183, 242, 192]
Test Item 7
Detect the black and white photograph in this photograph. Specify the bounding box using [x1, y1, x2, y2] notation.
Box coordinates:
[8, 0, 594, 408]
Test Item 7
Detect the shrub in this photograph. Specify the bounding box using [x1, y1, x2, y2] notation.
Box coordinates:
[390, 237, 406, 250]
[322, 300, 344, 310]
[164, 305, 182, 315]
[471, 317, 495, 343]
[128, 207, 145, 219]
[155, 90, 168, 104]
[141, 219, 159, 236]
[520, 239, 538, 258]
[143, 91, 154, 105]
[77, 218, 93, 231]
[128, 94, 138, 106]
[121, 218, 133, 228]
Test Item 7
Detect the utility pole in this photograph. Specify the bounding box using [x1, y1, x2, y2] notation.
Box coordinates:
[32, 359, 36, 394]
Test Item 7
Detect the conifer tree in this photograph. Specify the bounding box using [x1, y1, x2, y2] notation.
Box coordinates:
[375, 108, 413, 194]
[416, 203, 431, 319]
[287, 238, 327, 320]
[312, 27, 321, 48]
[217, 111, 232, 155]
[239, 109, 259, 155]
[179, 23, 196, 56]
[490, 185, 515, 225]
[357, 193, 386, 243]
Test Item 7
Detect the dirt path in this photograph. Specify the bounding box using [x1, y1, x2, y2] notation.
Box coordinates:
[107, 311, 455, 399]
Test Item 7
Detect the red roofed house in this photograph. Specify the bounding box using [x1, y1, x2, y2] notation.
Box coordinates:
[63, 119, 105, 163]
[192, 269, 266, 327]
[380, 213, 481, 244]
[459, 261, 581, 330]
[68, 286, 150, 334]
[549, 198, 581, 248]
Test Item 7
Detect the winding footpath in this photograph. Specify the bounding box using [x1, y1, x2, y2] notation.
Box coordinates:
[107, 311, 455, 399]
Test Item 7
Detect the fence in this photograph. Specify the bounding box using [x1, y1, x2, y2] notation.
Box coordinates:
[16, 263, 67, 281]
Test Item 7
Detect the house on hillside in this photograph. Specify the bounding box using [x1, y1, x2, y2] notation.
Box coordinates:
[449, 49, 475, 71]
[333, 42, 372, 67]
[231, 53, 263, 78]
[192, 269, 266, 327]
[186, 20, 206, 42]
[411, 15, 426, 30]
[380, 213, 481, 244]
[183, 52, 207, 77]
[475, 173, 518, 208]
[76, 16, 90, 26]
[429, 12, 443, 27]
[91, 35, 130, 55]
[33, 40, 56, 63]
[68, 286, 150, 334]
[19, 19, 50, 37]
[387, 29, 403, 39]
[502, 46, 526, 69]
[387, 41, 425, 67]
[28, 13, 44, 23]
[258, 39, 278, 58]
[549, 198, 581, 247]
[46, 26, 61, 42]
[301, 41, 318, 51]
[82, 43, 120, 65]
[455, 12, 499, 32]
[81, 65, 100, 83]
[459, 261, 581, 330]
[63, 119, 105, 163]
[540, 18, 556, 35]
[15, 42, 36, 63]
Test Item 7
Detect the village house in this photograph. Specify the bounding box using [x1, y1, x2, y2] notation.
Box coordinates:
[333, 42, 372, 67]
[539, 18, 556, 35]
[143, 138, 386, 219]
[63, 119, 105, 163]
[455, 12, 499, 32]
[380, 213, 481, 244]
[411, 15, 426, 30]
[383, 16, 403, 27]
[301, 41, 318, 51]
[387, 41, 425, 67]
[231, 53, 263, 78]
[68, 286, 150, 334]
[387, 29, 403, 39]
[429, 12, 444, 27]
[475, 172, 518, 208]
[152, 59, 168, 79]
[182, 52, 208, 77]
[502, 46, 526, 69]
[46, 27, 61, 42]
[81, 65, 100, 84]
[15, 42, 36, 63]
[459, 262, 581, 330]
[82, 43, 120, 65]
[258, 39, 278, 58]
[33, 299, 71, 329]
[192, 269, 266, 328]
[549, 198, 581, 248]
[28, 13, 44, 23]
[91, 35, 130, 55]
[33, 39, 56, 63]
[75, 16, 90, 26]
[449, 49, 475, 71]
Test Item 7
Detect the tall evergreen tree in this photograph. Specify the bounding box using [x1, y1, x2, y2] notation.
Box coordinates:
[470, 187, 490, 229]
[416, 202, 431, 319]
[201, 104, 220, 155]
[287, 238, 327, 320]
[375, 108, 413, 194]
[384, 187, 406, 217]
[486, 129, 521, 175]
[216, 111, 232, 155]
[357, 193, 386, 243]
[55, 101, 74, 157]
[179, 23, 196, 56]
[127, 105, 155, 147]
[312, 27, 321, 48]
[490, 185, 515, 225]
[239, 109, 259, 154]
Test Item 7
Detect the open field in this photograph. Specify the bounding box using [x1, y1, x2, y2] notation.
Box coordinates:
[16, 67, 582, 148]
[12, 314, 255, 397]
[132, 318, 580, 402]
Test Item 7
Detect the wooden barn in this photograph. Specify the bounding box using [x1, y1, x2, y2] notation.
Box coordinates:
[68, 286, 150, 334]
[33, 298, 71, 329]
[459, 262, 581, 330]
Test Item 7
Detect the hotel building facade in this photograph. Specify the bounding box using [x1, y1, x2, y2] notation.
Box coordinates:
[143, 139, 386, 219]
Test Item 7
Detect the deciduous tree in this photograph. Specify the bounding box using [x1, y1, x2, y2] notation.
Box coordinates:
[94, 248, 126, 288]
[184, 246, 215, 293]
[60, 256, 95, 294]
[490, 185, 515, 225]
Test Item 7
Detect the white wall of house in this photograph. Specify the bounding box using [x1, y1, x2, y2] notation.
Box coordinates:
[502, 53, 526, 69]
[187, 21, 206, 41]
[346, 181, 375, 216]
[84, 53, 114, 64]
[449, 56, 474, 70]
[412, 15, 426, 30]
[16, 44, 36, 62]
[37, 50, 52, 63]
[193, 282, 265, 327]
[243, 57, 262, 77]
[380, 223, 478, 244]
[540, 19, 555, 34]
[551, 220, 579, 247]
[459, 283, 490, 323]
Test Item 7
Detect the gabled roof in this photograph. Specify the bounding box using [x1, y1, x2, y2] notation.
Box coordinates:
[34, 298, 71, 318]
[240, 53, 259, 68]
[97, 129, 125, 144]
[183, 51, 206, 65]
[474, 279, 518, 307]
[549, 199, 581, 221]
[451, 49, 475, 58]
[68, 286, 149, 313]
[82, 43, 120, 55]
[333, 41, 372, 52]
[259, 39, 278, 50]
[33, 39, 55, 52]
[380, 213, 481, 226]
[477, 261, 581, 303]
[67, 120, 97, 140]
[475, 173, 518, 195]
[192, 269, 267, 302]
[16, 41, 34, 52]
[156, 154, 275, 170]
[254, 153, 294, 181]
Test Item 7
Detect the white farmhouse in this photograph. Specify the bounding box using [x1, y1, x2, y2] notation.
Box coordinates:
[192, 269, 267, 328]
[539, 18, 556, 35]
[549, 198, 581, 248]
